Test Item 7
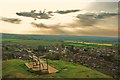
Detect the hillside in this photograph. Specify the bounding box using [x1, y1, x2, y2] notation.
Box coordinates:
[2, 59, 111, 78]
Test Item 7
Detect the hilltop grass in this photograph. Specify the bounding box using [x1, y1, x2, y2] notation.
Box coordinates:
[2, 59, 111, 78]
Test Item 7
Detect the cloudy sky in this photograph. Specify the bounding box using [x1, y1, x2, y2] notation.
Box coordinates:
[0, 0, 119, 37]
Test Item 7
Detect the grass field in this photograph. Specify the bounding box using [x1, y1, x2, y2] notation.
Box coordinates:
[2, 59, 111, 78]
[2, 39, 62, 48]
[3, 39, 116, 48]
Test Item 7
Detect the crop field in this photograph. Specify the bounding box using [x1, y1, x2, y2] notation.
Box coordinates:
[64, 40, 113, 47]
[3, 39, 115, 48]
[63, 41, 115, 49]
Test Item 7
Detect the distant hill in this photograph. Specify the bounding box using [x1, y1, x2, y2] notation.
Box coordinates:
[1, 33, 118, 42]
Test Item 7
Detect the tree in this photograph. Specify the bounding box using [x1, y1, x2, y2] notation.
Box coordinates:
[38, 45, 47, 53]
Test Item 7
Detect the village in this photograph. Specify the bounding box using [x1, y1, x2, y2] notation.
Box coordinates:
[2, 41, 119, 78]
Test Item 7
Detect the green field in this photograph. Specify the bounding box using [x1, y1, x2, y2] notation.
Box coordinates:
[3, 39, 115, 49]
[63, 41, 114, 48]
[2, 59, 111, 78]
[3, 39, 62, 48]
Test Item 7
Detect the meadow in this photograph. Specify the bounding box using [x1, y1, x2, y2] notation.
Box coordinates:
[2, 59, 111, 78]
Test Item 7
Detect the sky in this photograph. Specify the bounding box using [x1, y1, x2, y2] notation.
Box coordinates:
[0, 0, 119, 37]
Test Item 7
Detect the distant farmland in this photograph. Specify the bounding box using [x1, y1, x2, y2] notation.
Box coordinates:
[2, 33, 118, 42]
[2, 39, 62, 48]
[64, 41, 113, 47]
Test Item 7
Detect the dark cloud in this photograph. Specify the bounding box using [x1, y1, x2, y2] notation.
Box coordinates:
[76, 13, 97, 26]
[55, 9, 80, 14]
[16, 10, 51, 20]
[16, 9, 80, 20]
[31, 22, 73, 35]
[0, 17, 21, 24]
[76, 12, 118, 26]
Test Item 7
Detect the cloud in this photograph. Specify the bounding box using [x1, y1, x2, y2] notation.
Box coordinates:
[16, 10, 51, 19]
[31, 22, 74, 35]
[30, 11, 118, 37]
[9, 11, 117, 37]
[16, 9, 80, 19]
[76, 12, 118, 26]
[30, 22, 118, 37]
[31, 22, 49, 29]
[0, 17, 21, 24]
[55, 9, 80, 14]
[31, 22, 65, 29]
[95, 13, 118, 19]
[76, 13, 97, 26]
[85, 2, 118, 12]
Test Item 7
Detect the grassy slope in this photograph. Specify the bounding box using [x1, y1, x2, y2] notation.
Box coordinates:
[2, 59, 111, 78]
